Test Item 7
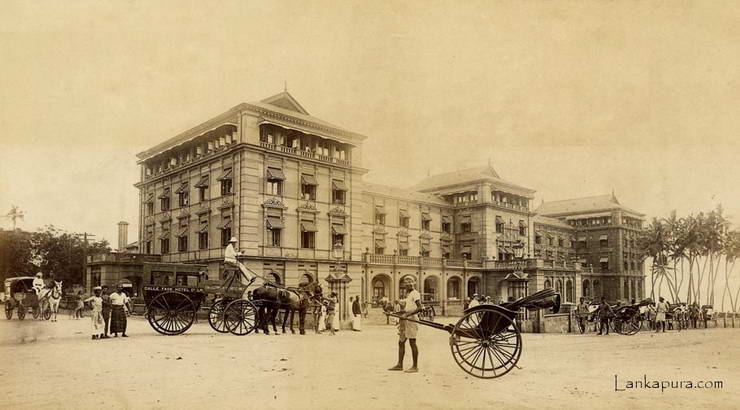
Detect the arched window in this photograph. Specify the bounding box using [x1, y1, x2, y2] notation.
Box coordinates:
[424, 276, 439, 302]
[593, 280, 601, 298]
[556, 279, 563, 296]
[298, 273, 313, 286]
[373, 280, 385, 298]
[544, 279, 552, 289]
[583, 279, 591, 298]
[566, 279, 573, 303]
[467, 277, 480, 297]
[447, 277, 461, 300]
[267, 272, 281, 284]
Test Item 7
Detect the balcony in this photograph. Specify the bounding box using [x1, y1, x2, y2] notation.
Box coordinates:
[492, 201, 529, 212]
[144, 144, 235, 182]
[260, 141, 351, 167]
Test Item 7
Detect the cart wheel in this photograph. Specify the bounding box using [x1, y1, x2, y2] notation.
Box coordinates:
[624, 315, 641, 335]
[208, 299, 230, 334]
[5, 303, 13, 320]
[224, 299, 257, 336]
[32, 305, 40, 319]
[146, 292, 196, 336]
[43, 307, 52, 321]
[450, 306, 522, 379]
[18, 303, 26, 320]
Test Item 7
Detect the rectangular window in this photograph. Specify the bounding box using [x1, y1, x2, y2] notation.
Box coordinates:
[178, 191, 189, 207]
[375, 213, 385, 225]
[267, 229, 281, 247]
[519, 222, 527, 236]
[558, 237, 564, 247]
[199, 186, 208, 202]
[267, 180, 282, 196]
[301, 174, 317, 200]
[624, 261, 629, 270]
[422, 220, 430, 231]
[198, 232, 208, 249]
[600, 258, 609, 271]
[442, 222, 451, 233]
[219, 168, 233, 196]
[220, 226, 232, 247]
[145, 241, 151, 254]
[461, 222, 471, 233]
[400, 217, 410, 228]
[178, 235, 188, 252]
[535, 234, 542, 245]
[160, 188, 171, 211]
[161, 238, 169, 254]
[301, 231, 315, 249]
[332, 180, 347, 204]
[600, 235, 609, 247]
[146, 202, 154, 215]
[266, 168, 284, 196]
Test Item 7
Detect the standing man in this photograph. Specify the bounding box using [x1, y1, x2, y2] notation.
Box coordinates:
[388, 276, 421, 373]
[469, 294, 480, 309]
[324, 292, 337, 336]
[655, 297, 669, 333]
[224, 237, 256, 285]
[596, 296, 614, 335]
[100, 285, 112, 339]
[351, 296, 362, 331]
[576, 297, 590, 334]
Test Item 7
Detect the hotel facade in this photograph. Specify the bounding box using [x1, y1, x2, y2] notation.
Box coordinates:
[94, 91, 646, 321]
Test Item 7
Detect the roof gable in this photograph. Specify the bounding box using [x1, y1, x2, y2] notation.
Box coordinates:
[408, 165, 534, 197]
[260, 91, 309, 115]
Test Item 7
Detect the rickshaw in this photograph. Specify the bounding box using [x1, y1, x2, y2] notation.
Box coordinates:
[4, 277, 42, 320]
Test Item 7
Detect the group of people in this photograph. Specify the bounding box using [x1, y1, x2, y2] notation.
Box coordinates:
[466, 294, 503, 309]
[84, 285, 131, 340]
[574, 296, 702, 335]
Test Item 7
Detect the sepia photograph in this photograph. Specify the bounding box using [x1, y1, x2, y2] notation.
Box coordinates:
[1, 1, 739, 409]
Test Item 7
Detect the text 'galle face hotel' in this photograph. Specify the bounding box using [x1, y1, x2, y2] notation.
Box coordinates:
[134, 91, 646, 314]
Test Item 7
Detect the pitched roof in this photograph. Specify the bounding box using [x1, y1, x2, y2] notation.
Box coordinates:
[362, 182, 449, 206]
[409, 165, 535, 197]
[533, 215, 573, 230]
[536, 194, 644, 217]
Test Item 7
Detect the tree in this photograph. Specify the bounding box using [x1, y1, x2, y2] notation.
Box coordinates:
[30, 225, 110, 286]
[0, 229, 35, 282]
[3, 205, 25, 230]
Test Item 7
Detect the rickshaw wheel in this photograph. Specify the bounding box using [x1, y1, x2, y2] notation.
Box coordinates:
[18, 303, 26, 320]
[146, 292, 196, 336]
[449, 306, 522, 379]
[224, 299, 257, 336]
[5, 302, 13, 320]
[208, 299, 230, 333]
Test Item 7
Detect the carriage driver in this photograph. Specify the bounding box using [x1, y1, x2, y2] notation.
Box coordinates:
[224, 237, 256, 286]
[389, 276, 422, 373]
[32, 272, 46, 295]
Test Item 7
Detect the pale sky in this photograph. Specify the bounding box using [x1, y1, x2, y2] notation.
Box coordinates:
[1, 0, 739, 245]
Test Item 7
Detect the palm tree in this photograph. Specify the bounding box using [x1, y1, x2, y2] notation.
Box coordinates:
[4, 205, 25, 230]
[721, 230, 739, 311]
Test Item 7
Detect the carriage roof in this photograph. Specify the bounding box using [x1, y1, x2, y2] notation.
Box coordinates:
[4, 276, 36, 284]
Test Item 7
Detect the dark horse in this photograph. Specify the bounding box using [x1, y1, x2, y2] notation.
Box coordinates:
[252, 281, 322, 335]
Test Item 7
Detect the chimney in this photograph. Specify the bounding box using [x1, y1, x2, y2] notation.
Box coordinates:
[117, 221, 129, 251]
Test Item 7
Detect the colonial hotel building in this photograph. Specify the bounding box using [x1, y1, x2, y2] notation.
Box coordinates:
[99, 91, 646, 318]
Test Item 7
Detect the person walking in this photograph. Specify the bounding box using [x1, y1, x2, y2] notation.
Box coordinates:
[576, 297, 590, 334]
[596, 297, 614, 335]
[100, 285, 112, 338]
[351, 296, 362, 331]
[388, 276, 421, 373]
[110, 285, 129, 337]
[84, 287, 105, 340]
[655, 297, 669, 333]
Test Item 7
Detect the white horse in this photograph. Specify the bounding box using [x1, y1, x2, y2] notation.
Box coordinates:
[37, 281, 63, 322]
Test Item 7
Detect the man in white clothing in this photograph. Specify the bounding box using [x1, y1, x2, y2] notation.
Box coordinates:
[32, 272, 45, 295]
[389, 276, 422, 373]
[224, 237, 256, 285]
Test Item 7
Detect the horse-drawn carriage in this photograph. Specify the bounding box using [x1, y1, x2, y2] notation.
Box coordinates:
[142, 266, 259, 336]
[4, 277, 39, 320]
[385, 288, 561, 379]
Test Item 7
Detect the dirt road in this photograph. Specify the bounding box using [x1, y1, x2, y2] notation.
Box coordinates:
[1, 315, 738, 409]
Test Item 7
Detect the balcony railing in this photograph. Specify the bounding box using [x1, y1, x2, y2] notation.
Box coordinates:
[144, 144, 234, 181]
[364, 254, 583, 271]
[260, 141, 351, 166]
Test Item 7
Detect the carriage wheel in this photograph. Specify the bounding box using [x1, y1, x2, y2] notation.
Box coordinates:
[43, 306, 52, 321]
[224, 299, 257, 336]
[450, 307, 522, 379]
[18, 303, 26, 320]
[32, 305, 40, 319]
[146, 292, 196, 336]
[208, 299, 230, 334]
[5, 302, 13, 320]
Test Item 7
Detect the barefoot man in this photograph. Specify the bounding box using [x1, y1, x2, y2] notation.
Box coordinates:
[389, 276, 421, 373]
